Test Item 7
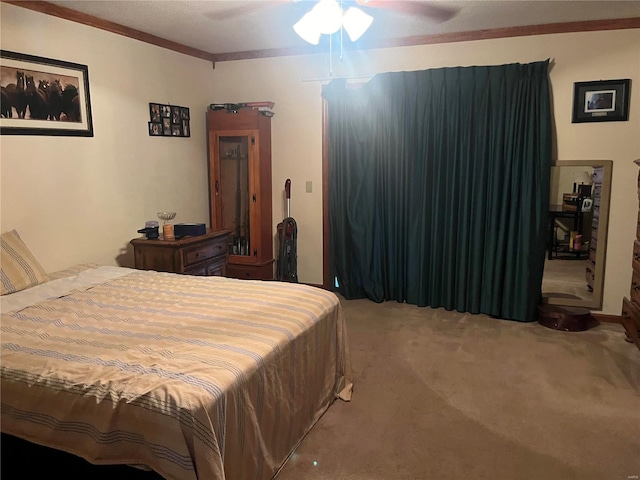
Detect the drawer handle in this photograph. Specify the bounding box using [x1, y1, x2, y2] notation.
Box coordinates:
[633, 282, 640, 292]
[634, 253, 640, 261]
[195, 253, 200, 258]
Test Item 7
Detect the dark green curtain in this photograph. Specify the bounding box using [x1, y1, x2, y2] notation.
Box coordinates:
[322, 61, 552, 322]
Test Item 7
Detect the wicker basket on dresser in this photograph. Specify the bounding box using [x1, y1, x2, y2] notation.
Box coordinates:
[621, 159, 640, 350]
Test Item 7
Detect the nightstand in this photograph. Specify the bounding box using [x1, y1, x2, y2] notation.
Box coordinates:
[131, 229, 231, 276]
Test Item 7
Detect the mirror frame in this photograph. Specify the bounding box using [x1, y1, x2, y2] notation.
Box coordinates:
[542, 159, 613, 310]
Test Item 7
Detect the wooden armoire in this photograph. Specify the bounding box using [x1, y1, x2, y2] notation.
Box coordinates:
[206, 107, 274, 280]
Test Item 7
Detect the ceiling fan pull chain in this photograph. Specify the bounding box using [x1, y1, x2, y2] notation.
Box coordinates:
[340, 22, 344, 63]
[329, 32, 333, 76]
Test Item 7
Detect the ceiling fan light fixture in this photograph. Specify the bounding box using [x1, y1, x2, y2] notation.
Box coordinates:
[313, 0, 344, 35]
[342, 6, 373, 42]
[293, 10, 322, 45]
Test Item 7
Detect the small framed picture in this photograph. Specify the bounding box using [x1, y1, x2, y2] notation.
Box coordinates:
[572, 79, 631, 123]
[180, 107, 190, 120]
[182, 119, 190, 137]
[162, 117, 171, 135]
[149, 103, 161, 123]
[148, 122, 162, 136]
[171, 124, 181, 136]
[171, 106, 181, 124]
[161, 104, 171, 118]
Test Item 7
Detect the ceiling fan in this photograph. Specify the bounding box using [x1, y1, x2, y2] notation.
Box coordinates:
[212, 1, 460, 42]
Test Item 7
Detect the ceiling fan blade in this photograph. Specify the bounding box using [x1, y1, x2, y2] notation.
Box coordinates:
[208, 1, 290, 21]
[355, 1, 459, 23]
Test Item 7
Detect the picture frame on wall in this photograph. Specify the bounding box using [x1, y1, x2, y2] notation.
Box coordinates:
[572, 79, 631, 123]
[148, 122, 162, 136]
[171, 106, 180, 125]
[149, 103, 161, 122]
[0, 50, 94, 136]
[149, 102, 190, 137]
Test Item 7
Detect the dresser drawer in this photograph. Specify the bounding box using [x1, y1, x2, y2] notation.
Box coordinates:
[631, 269, 640, 306]
[183, 236, 227, 267]
[226, 261, 274, 280]
[621, 297, 640, 346]
[633, 240, 640, 273]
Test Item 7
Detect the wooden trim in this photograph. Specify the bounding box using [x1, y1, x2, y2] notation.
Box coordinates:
[2, 0, 216, 63]
[3, 1, 638, 63]
[593, 313, 622, 324]
[322, 95, 331, 290]
[211, 17, 640, 62]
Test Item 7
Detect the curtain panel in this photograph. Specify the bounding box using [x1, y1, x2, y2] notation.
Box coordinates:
[322, 61, 552, 322]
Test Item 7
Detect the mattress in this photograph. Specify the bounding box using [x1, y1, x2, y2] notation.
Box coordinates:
[0, 266, 352, 480]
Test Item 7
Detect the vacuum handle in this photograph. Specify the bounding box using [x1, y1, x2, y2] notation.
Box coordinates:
[284, 179, 291, 218]
[285, 179, 291, 199]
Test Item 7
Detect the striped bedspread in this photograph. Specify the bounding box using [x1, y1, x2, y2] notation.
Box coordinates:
[1, 268, 352, 480]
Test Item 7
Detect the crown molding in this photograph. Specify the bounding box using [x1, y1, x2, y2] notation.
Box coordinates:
[3, 1, 639, 63]
[2, 0, 217, 62]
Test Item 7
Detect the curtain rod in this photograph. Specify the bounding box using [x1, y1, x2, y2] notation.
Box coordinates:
[301, 74, 376, 83]
[302, 59, 556, 83]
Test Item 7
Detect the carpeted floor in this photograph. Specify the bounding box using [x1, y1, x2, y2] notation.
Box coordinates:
[542, 258, 594, 303]
[276, 297, 640, 480]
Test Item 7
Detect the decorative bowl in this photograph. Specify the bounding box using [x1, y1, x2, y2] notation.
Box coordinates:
[157, 211, 177, 223]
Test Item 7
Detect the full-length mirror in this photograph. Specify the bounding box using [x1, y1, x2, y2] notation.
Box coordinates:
[541, 160, 612, 310]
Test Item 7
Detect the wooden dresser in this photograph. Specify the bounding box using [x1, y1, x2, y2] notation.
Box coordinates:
[621, 159, 640, 350]
[131, 229, 231, 276]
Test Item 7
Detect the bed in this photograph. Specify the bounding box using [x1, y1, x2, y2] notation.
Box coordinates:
[0, 230, 352, 480]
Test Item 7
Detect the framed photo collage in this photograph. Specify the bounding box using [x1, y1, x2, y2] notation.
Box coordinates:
[148, 103, 190, 137]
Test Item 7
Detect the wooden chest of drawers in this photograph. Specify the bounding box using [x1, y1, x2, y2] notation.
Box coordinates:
[131, 229, 231, 276]
[622, 159, 640, 351]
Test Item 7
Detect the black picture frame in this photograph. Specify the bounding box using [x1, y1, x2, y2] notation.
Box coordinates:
[150, 102, 190, 137]
[148, 122, 162, 136]
[171, 106, 180, 125]
[0, 50, 94, 136]
[572, 79, 631, 123]
[149, 103, 161, 123]
[162, 117, 171, 136]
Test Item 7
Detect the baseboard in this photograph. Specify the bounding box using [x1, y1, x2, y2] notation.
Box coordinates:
[592, 313, 622, 324]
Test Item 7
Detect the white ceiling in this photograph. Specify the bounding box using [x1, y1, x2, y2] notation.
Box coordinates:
[47, 0, 640, 56]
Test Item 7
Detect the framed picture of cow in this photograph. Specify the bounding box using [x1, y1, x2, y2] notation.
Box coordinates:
[0, 50, 94, 136]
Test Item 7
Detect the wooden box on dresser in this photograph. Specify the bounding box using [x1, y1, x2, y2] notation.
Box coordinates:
[621, 159, 640, 351]
[207, 107, 274, 280]
[131, 229, 231, 276]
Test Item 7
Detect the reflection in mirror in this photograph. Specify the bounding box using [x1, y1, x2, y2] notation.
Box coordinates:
[541, 160, 612, 310]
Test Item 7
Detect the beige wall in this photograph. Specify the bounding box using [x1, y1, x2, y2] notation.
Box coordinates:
[1, 3, 638, 314]
[0, 3, 215, 270]
[209, 29, 640, 315]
